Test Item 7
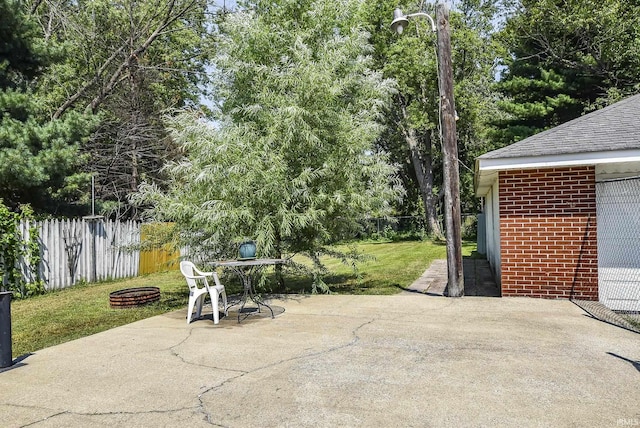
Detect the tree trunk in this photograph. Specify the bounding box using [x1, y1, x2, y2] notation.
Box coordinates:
[400, 103, 443, 239]
[128, 57, 140, 193]
[274, 230, 285, 290]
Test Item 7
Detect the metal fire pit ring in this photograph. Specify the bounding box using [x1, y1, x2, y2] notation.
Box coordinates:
[109, 287, 160, 309]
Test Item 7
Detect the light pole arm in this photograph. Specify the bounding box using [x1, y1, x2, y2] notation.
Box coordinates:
[405, 12, 436, 32]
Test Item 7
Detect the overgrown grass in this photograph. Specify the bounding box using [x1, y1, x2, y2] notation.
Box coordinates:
[10, 239, 475, 358]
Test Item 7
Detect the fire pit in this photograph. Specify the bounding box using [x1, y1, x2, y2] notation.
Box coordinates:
[109, 287, 160, 309]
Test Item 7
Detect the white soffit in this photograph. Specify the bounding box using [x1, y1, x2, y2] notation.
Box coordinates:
[475, 169, 497, 197]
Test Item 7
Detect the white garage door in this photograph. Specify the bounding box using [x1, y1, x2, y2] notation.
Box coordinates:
[596, 178, 640, 312]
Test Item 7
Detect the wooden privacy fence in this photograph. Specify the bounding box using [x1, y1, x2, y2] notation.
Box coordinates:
[139, 223, 180, 275]
[19, 218, 141, 291]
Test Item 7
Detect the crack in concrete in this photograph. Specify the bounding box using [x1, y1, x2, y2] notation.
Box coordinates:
[166, 328, 249, 374]
[19, 410, 68, 427]
[194, 317, 378, 426]
[161, 326, 249, 425]
[250, 317, 376, 372]
[7, 314, 378, 427]
[7, 404, 204, 428]
[196, 374, 246, 427]
[2, 329, 248, 427]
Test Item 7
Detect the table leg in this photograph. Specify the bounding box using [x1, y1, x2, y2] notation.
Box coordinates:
[245, 276, 274, 320]
[225, 266, 274, 322]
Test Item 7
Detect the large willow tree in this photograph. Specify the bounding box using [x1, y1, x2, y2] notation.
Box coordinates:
[133, 0, 403, 290]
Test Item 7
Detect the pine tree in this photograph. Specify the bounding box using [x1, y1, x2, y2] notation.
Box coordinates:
[493, 0, 640, 145]
[0, 0, 94, 214]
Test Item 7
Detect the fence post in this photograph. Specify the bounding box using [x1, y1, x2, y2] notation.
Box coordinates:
[0, 291, 12, 368]
[83, 215, 104, 283]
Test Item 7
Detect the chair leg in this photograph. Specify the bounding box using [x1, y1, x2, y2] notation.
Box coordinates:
[211, 290, 220, 324]
[187, 295, 197, 325]
[221, 290, 229, 316]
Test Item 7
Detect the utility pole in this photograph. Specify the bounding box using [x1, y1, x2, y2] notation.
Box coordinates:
[435, 3, 464, 297]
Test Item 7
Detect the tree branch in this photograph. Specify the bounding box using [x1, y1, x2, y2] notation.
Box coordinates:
[53, 45, 127, 119]
[30, 0, 44, 14]
[53, 0, 200, 118]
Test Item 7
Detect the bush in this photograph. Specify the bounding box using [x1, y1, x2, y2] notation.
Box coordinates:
[0, 201, 44, 297]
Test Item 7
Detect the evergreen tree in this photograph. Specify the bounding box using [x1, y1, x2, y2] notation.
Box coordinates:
[0, 0, 94, 214]
[493, 0, 640, 145]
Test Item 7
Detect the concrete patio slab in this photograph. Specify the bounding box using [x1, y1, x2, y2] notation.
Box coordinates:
[1, 294, 639, 427]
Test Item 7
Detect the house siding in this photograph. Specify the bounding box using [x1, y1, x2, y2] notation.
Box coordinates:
[484, 180, 501, 285]
[499, 166, 598, 299]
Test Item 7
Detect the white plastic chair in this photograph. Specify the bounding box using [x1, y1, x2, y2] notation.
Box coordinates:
[180, 261, 228, 325]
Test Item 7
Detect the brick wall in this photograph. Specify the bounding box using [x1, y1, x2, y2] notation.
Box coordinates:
[499, 166, 598, 299]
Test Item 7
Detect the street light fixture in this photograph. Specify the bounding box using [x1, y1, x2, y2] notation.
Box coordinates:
[390, 3, 464, 297]
[390, 8, 436, 34]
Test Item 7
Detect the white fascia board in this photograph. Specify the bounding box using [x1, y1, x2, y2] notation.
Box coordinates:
[477, 149, 640, 171]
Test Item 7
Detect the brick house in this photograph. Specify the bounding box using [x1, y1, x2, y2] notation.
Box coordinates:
[475, 94, 640, 311]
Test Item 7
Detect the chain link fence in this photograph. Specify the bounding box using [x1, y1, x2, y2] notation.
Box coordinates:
[359, 215, 479, 241]
[587, 176, 640, 332]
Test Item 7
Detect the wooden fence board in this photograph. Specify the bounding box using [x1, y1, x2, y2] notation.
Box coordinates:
[9, 219, 178, 291]
[10, 219, 138, 290]
[138, 223, 179, 275]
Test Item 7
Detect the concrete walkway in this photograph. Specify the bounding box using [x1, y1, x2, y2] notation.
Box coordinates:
[405, 258, 500, 297]
[2, 294, 639, 427]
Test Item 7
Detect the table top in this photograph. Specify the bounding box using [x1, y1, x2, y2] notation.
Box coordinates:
[211, 258, 287, 267]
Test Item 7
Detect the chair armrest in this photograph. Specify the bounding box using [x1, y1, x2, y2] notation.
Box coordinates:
[192, 266, 214, 276]
[182, 273, 207, 280]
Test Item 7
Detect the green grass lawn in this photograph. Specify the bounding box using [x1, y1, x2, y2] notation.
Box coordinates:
[264, 240, 476, 294]
[9, 239, 475, 358]
[10, 271, 188, 358]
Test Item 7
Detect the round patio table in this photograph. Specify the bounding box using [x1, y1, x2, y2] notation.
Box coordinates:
[211, 258, 286, 322]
